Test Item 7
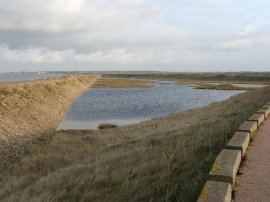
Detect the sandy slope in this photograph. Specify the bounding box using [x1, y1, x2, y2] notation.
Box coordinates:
[0, 74, 100, 169]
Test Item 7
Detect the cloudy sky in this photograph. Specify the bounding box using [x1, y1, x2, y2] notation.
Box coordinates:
[0, 0, 270, 72]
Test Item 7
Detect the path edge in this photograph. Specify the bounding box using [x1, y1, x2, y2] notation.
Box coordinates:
[197, 102, 270, 202]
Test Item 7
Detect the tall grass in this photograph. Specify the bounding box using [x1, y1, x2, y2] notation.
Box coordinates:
[0, 87, 270, 202]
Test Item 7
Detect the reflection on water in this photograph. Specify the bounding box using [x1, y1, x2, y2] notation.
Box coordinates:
[58, 81, 245, 130]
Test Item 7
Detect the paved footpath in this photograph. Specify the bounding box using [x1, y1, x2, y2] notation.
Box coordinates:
[235, 118, 270, 202]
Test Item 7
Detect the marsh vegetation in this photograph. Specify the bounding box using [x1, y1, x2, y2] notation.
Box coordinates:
[1, 85, 270, 201]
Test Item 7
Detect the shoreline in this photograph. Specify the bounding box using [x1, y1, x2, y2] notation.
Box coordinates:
[58, 77, 246, 131]
[1, 85, 270, 201]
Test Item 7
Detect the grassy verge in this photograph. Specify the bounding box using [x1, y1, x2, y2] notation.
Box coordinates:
[0, 86, 270, 201]
[92, 78, 154, 88]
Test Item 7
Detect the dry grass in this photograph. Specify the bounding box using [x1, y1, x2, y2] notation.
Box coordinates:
[0, 86, 270, 202]
[92, 78, 154, 88]
[0, 74, 100, 170]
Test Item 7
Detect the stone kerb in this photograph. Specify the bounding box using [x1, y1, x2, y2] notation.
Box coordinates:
[226, 132, 250, 156]
[197, 181, 232, 202]
[262, 104, 270, 110]
[248, 113, 265, 127]
[237, 121, 258, 139]
[257, 108, 270, 119]
[208, 149, 241, 184]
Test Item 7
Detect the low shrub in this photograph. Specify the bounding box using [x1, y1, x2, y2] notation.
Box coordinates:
[98, 123, 118, 130]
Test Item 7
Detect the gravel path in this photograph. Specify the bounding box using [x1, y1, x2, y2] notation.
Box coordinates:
[235, 118, 270, 202]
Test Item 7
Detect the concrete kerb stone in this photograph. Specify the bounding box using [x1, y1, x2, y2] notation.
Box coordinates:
[208, 149, 241, 185]
[262, 104, 270, 110]
[197, 181, 232, 202]
[237, 121, 258, 140]
[257, 108, 270, 119]
[248, 113, 265, 127]
[226, 132, 250, 156]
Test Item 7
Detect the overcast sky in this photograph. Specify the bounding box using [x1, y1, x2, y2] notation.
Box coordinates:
[0, 0, 270, 72]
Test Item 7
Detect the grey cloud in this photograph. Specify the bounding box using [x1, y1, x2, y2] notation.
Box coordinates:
[0, 0, 270, 72]
[220, 37, 270, 51]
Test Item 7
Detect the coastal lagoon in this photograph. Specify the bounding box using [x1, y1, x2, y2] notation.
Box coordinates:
[58, 81, 245, 130]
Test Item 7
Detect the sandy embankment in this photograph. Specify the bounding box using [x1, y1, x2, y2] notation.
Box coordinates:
[0, 74, 100, 169]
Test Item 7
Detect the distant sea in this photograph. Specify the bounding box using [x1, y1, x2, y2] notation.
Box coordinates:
[0, 72, 65, 83]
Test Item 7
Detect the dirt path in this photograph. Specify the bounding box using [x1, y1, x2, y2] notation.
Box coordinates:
[235, 118, 270, 202]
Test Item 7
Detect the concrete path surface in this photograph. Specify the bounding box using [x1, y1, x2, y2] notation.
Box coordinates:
[235, 118, 270, 202]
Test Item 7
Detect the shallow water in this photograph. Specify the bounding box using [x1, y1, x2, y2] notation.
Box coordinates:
[0, 72, 64, 83]
[58, 81, 245, 130]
